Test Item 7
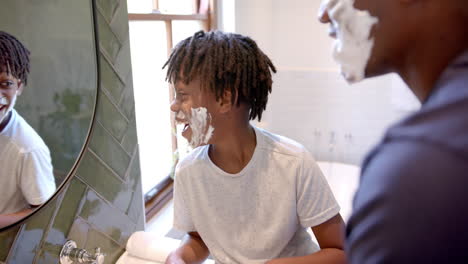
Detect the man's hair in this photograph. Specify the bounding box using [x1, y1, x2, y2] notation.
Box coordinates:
[163, 30, 276, 121]
[0, 31, 30, 84]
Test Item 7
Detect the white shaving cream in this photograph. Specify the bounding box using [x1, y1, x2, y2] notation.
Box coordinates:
[176, 107, 214, 148]
[0, 93, 16, 124]
[320, 0, 378, 83]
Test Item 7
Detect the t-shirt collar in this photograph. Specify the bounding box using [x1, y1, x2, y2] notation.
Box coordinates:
[0, 109, 16, 135]
[204, 126, 262, 177]
[424, 49, 468, 108]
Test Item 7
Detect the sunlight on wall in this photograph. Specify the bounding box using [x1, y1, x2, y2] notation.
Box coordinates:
[129, 21, 173, 194]
[127, 0, 153, 13]
[220, 0, 235, 32]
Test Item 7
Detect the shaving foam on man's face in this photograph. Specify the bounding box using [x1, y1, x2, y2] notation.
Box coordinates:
[320, 0, 378, 83]
[175, 107, 215, 148]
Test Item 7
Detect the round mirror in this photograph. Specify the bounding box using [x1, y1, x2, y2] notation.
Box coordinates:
[0, 0, 97, 227]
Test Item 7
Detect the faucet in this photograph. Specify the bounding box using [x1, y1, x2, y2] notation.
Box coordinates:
[60, 240, 105, 264]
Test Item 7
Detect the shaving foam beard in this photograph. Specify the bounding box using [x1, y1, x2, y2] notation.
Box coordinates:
[326, 0, 378, 83]
[176, 107, 215, 148]
[0, 94, 16, 125]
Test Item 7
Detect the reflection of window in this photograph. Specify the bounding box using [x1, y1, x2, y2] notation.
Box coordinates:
[127, 0, 217, 220]
[158, 0, 196, 14]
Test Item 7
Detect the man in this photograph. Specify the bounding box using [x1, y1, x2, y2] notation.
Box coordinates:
[319, 0, 468, 262]
[0, 31, 55, 228]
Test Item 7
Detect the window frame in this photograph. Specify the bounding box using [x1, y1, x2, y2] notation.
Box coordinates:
[128, 0, 218, 221]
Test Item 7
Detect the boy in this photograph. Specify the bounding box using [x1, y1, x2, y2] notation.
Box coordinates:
[0, 31, 55, 228]
[164, 31, 346, 264]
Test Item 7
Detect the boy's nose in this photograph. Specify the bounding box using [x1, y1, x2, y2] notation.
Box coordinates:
[318, 2, 331, 24]
[170, 99, 179, 113]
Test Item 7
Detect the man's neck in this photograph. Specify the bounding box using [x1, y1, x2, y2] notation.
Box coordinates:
[399, 47, 468, 103]
[397, 18, 468, 102]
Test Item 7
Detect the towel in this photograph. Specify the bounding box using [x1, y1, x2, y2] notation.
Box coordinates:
[125, 231, 181, 262]
[116, 252, 162, 264]
[122, 231, 215, 264]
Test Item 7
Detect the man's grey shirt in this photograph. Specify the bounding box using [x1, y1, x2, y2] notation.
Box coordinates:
[346, 50, 468, 263]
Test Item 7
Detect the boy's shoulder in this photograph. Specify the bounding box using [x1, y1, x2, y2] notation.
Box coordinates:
[175, 145, 209, 175]
[175, 128, 316, 177]
[2, 110, 49, 154]
[256, 127, 309, 159]
[257, 127, 320, 176]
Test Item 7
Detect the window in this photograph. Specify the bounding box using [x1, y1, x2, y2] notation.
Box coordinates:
[127, 0, 217, 220]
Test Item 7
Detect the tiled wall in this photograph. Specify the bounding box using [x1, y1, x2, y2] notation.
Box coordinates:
[0, 0, 144, 263]
[235, 0, 415, 166]
[266, 71, 406, 165]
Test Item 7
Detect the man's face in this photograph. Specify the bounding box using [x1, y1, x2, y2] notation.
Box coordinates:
[170, 79, 217, 148]
[0, 70, 23, 124]
[318, 0, 399, 82]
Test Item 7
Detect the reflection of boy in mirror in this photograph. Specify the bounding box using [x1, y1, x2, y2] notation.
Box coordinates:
[164, 31, 346, 264]
[0, 31, 55, 228]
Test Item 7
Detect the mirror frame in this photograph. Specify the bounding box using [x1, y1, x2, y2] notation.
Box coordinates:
[0, 0, 101, 231]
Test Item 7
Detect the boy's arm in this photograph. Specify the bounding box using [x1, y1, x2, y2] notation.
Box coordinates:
[266, 214, 347, 264]
[0, 207, 35, 228]
[165, 232, 210, 264]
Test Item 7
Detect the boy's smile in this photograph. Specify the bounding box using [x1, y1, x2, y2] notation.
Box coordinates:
[171, 79, 216, 148]
[175, 110, 190, 135]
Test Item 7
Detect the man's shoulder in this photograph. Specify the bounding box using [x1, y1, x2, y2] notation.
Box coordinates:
[361, 138, 468, 197]
[355, 138, 468, 226]
[349, 138, 468, 263]
[383, 97, 468, 163]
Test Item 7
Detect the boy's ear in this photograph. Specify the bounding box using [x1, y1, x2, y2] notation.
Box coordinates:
[218, 89, 235, 114]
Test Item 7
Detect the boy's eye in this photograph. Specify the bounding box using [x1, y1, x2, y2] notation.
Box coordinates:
[0, 81, 14, 88]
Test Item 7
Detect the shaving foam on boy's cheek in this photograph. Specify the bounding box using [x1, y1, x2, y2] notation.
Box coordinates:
[188, 107, 214, 148]
[325, 0, 378, 83]
[0, 97, 8, 123]
[0, 92, 17, 124]
[174, 107, 215, 148]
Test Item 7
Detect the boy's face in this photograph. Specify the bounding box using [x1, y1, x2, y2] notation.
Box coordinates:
[171, 79, 218, 148]
[0, 70, 23, 124]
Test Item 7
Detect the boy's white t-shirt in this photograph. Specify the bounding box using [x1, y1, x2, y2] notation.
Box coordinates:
[173, 127, 340, 264]
[0, 109, 56, 214]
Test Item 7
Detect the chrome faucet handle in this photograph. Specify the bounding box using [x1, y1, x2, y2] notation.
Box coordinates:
[60, 240, 105, 264]
[93, 248, 105, 264]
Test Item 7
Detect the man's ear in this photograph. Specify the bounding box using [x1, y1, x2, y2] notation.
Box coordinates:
[218, 89, 234, 114]
[17, 80, 24, 96]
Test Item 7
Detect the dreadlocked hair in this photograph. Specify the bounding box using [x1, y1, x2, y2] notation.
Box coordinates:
[0, 31, 30, 85]
[163, 30, 276, 121]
